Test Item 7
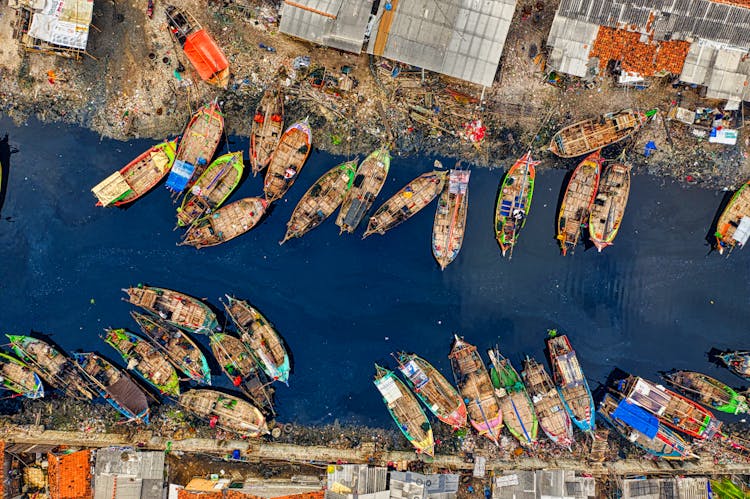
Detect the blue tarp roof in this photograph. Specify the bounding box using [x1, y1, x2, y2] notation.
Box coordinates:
[612, 398, 659, 439]
[165, 160, 195, 192]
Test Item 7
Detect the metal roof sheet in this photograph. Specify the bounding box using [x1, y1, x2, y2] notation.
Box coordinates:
[279, 0, 373, 54]
[679, 43, 750, 100]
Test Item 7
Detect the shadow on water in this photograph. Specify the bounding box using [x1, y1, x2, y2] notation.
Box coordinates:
[704, 190, 735, 251]
[0, 133, 17, 219]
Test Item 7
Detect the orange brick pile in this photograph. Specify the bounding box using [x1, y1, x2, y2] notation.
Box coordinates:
[178, 490, 224, 499]
[47, 450, 92, 499]
[710, 0, 750, 7]
[590, 26, 691, 76]
[181, 490, 324, 499]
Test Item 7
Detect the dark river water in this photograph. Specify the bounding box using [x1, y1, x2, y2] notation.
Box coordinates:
[0, 116, 748, 427]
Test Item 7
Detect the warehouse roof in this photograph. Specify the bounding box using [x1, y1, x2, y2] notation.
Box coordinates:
[279, 0, 374, 54]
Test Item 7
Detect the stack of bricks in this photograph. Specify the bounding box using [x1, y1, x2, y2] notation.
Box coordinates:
[590, 26, 691, 76]
[710, 0, 750, 7]
[47, 450, 92, 499]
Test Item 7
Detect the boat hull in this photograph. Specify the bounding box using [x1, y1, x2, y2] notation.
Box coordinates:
[495, 153, 537, 257]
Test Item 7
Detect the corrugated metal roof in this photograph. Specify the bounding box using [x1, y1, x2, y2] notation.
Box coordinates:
[94, 449, 165, 499]
[279, 0, 373, 54]
[546, 15, 599, 77]
[679, 42, 750, 100]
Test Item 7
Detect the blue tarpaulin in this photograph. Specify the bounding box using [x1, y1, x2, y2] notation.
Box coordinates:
[612, 398, 659, 439]
[165, 160, 195, 192]
[644, 141, 657, 157]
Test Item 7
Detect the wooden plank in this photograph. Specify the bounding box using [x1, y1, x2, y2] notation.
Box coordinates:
[372, 0, 399, 56]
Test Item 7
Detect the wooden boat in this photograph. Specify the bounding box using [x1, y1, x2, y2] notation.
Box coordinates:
[546, 331, 595, 433]
[598, 393, 695, 460]
[263, 120, 313, 203]
[92, 138, 178, 207]
[123, 285, 218, 335]
[521, 357, 574, 448]
[104, 328, 181, 397]
[495, 152, 537, 257]
[719, 350, 750, 380]
[336, 148, 391, 234]
[549, 109, 647, 158]
[432, 169, 470, 269]
[0, 352, 44, 399]
[224, 296, 291, 385]
[662, 370, 748, 415]
[488, 348, 538, 446]
[373, 365, 435, 456]
[715, 180, 750, 254]
[448, 335, 503, 444]
[615, 375, 723, 439]
[250, 85, 284, 176]
[165, 101, 224, 194]
[556, 151, 603, 255]
[130, 311, 211, 385]
[180, 197, 267, 248]
[363, 171, 447, 238]
[6, 335, 94, 400]
[395, 352, 467, 429]
[176, 151, 244, 227]
[180, 389, 269, 438]
[280, 160, 358, 244]
[209, 332, 275, 415]
[73, 352, 150, 423]
[589, 162, 630, 252]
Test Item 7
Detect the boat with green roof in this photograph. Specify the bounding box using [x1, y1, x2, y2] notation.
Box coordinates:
[176, 151, 244, 227]
[488, 346, 539, 446]
[661, 370, 748, 415]
[495, 151, 537, 258]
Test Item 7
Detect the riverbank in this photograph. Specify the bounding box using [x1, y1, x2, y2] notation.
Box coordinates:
[0, 0, 748, 189]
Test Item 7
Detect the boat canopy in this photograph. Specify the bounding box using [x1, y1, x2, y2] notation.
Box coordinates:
[183, 29, 229, 82]
[166, 160, 196, 192]
[401, 360, 429, 389]
[733, 217, 750, 245]
[375, 375, 403, 404]
[556, 351, 584, 388]
[612, 398, 659, 439]
[92, 172, 132, 206]
[627, 378, 670, 416]
[449, 170, 470, 194]
[108, 377, 149, 416]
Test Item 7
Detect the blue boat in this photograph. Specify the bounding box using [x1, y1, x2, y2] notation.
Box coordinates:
[546, 331, 595, 433]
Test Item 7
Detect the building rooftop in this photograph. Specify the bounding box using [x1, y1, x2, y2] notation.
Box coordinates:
[279, 0, 374, 54]
[93, 449, 165, 499]
[48, 450, 93, 499]
[493, 470, 595, 499]
[11, 0, 94, 52]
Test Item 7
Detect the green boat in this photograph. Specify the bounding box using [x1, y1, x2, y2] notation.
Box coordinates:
[495, 151, 537, 258]
[661, 370, 748, 415]
[103, 328, 181, 397]
[488, 347, 539, 446]
[176, 151, 244, 227]
[0, 352, 44, 399]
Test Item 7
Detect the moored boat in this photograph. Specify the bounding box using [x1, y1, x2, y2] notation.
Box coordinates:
[176, 151, 244, 227]
[363, 171, 447, 238]
[336, 148, 391, 234]
[598, 393, 695, 460]
[549, 109, 647, 158]
[661, 370, 748, 415]
[180, 389, 269, 438]
[373, 364, 435, 456]
[123, 285, 218, 335]
[6, 335, 94, 400]
[521, 356, 574, 447]
[250, 85, 284, 176]
[180, 197, 267, 248]
[546, 330, 595, 433]
[395, 352, 467, 429]
[589, 162, 630, 252]
[432, 169, 470, 269]
[73, 352, 150, 423]
[280, 160, 357, 244]
[488, 347, 538, 446]
[719, 350, 750, 380]
[448, 335, 503, 444]
[557, 151, 603, 255]
[131, 311, 211, 385]
[495, 152, 537, 257]
[224, 296, 290, 385]
[92, 138, 178, 207]
[264, 120, 313, 203]
[715, 181, 750, 254]
[0, 352, 44, 399]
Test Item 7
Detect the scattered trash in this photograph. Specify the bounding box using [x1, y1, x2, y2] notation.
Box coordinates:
[292, 56, 311, 70]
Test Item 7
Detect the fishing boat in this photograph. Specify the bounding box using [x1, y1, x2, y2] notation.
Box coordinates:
[719, 351, 750, 380]
[336, 148, 391, 234]
[556, 151, 603, 255]
[209, 332, 275, 414]
[546, 330, 595, 433]
[395, 352, 467, 429]
[715, 180, 750, 254]
[373, 365, 435, 456]
[432, 169, 470, 269]
[549, 109, 647, 158]
[176, 151, 244, 227]
[495, 152, 538, 257]
[179, 197, 267, 249]
[92, 138, 178, 207]
[0, 352, 44, 399]
[448, 335, 503, 444]
[363, 171, 447, 238]
[280, 160, 357, 244]
[521, 357, 574, 447]
[130, 311, 211, 385]
[103, 328, 181, 397]
[488, 348, 538, 446]
[6, 335, 94, 400]
[250, 85, 284, 176]
[224, 296, 290, 385]
[72, 352, 150, 423]
[180, 389, 269, 438]
[661, 370, 748, 415]
[615, 375, 723, 439]
[165, 101, 224, 195]
[598, 393, 695, 460]
[589, 162, 630, 252]
[123, 285, 218, 335]
[263, 120, 313, 203]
